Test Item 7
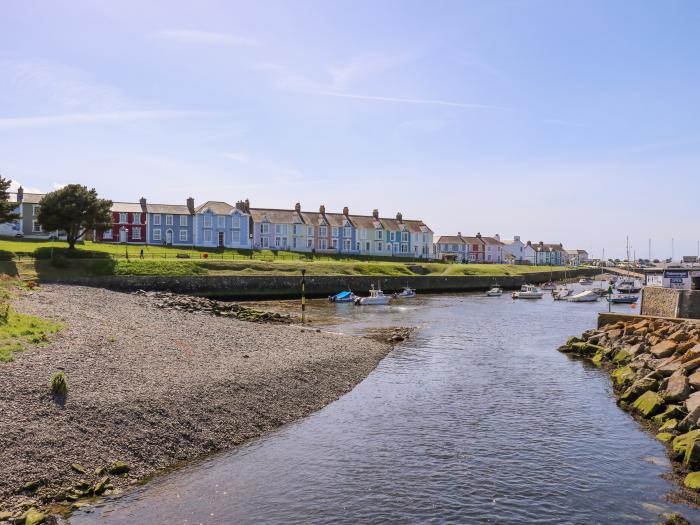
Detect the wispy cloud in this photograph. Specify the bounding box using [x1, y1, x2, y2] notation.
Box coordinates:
[154, 29, 256, 46]
[222, 152, 249, 162]
[312, 91, 507, 110]
[0, 110, 205, 129]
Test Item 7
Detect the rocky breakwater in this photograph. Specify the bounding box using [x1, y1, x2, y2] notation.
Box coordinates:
[559, 317, 700, 500]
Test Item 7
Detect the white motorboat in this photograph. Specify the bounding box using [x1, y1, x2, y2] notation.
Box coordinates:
[553, 286, 573, 300]
[355, 285, 392, 305]
[394, 287, 416, 299]
[616, 280, 642, 294]
[486, 286, 503, 297]
[567, 290, 599, 303]
[540, 281, 556, 290]
[578, 278, 593, 285]
[512, 284, 544, 299]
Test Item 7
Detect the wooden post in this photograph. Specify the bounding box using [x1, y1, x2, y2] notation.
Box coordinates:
[301, 269, 306, 324]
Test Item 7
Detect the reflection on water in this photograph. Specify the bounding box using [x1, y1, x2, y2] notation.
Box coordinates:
[71, 292, 699, 525]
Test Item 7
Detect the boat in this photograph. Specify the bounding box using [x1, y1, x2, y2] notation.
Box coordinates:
[355, 285, 392, 305]
[578, 278, 593, 285]
[592, 287, 610, 297]
[607, 294, 639, 304]
[328, 290, 357, 303]
[486, 286, 503, 297]
[394, 286, 416, 299]
[567, 290, 599, 302]
[553, 286, 573, 300]
[512, 284, 544, 299]
[616, 280, 642, 294]
[540, 281, 556, 290]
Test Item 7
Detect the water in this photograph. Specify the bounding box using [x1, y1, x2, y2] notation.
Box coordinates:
[71, 292, 700, 525]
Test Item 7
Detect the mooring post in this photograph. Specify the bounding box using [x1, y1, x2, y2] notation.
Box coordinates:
[301, 268, 306, 324]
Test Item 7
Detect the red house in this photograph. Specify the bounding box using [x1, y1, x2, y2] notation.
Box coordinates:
[100, 201, 147, 244]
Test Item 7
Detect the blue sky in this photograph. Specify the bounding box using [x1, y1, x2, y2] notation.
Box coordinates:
[1, 0, 699, 259]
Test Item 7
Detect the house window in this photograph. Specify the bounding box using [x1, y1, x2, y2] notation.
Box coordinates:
[32, 205, 39, 216]
[153, 229, 161, 241]
[307, 238, 313, 248]
[320, 239, 328, 249]
[275, 224, 282, 235]
[376, 241, 383, 252]
[293, 237, 297, 248]
[166, 215, 173, 226]
[332, 238, 338, 249]
[154, 215, 161, 226]
[344, 239, 351, 251]
[275, 237, 281, 247]
[232, 215, 240, 228]
[203, 215, 212, 228]
[344, 226, 351, 237]
[133, 213, 141, 224]
[356, 242, 361, 251]
[388, 232, 394, 242]
[204, 230, 212, 242]
[133, 227, 141, 240]
[402, 232, 408, 242]
[261, 223, 270, 234]
[282, 237, 288, 248]
[365, 241, 370, 251]
[307, 226, 313, 237]
[103, 230, 113, 240]
[376, 229, 383, 240]
[319, 225, 327, 237]
[217, 216, 225, 228]
[119, 213, 128, 224]
[332, 227, 339, 237]
[261, 237, 269, 248]
[294, 224, 303, 235]
[32, 220, 42, 233]
[359, 229, 366, 239]
[179, 230, 188, 242]
[401, 244, 408, 253]
[180, 215, 188, 227]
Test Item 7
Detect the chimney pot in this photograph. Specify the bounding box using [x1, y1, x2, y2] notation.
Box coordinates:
[396, 212, 403, 222]
[343, 206, 349, 216]
[17, 186, 24, 202]
[295, 202, 301, 212]
[319, 204, 326, 215]
[186, 197, 195, 214]
[372, 209, 379, 219]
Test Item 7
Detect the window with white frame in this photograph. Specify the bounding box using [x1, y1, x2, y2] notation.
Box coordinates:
[294, 224, 303, 235]
[365, 241, 370, 251]
[133, 227, 141, 240]
[282, 237, 288, 248]
[332, 238, 338, 249]
[261, 237, 269, 248]
[320, 239, 328, 249]
[344, 226, 351, 237]
[275, 237, 281, 247]
[376, 241, 382, 251]
[32, 205, 39, 216]
[376, 229, 383, 240]
[402, 232, 408, 242]
[275, 224, 283, 235]
[401, 244, 408, 253]
[332, 227, 339, 237]
[166, 215, 173, 225]
[204, 230, 212, 242]
[217, 216, 225, 228]
[232, 214, 240, 228]
[103, 230, 113, 239]
[292, 237, 297, 248]
[388, 232, 394, 242]
[32, 220, 42, 233]
[119, 213, 128, 224]
[154, 214, 161, 226]
[153, 229, 161, 241]
[203, 215, 212, 228]
[359, 229, 366, 239]
[307, 238, 313, 248]
[356, 241, 361, 251]
[179, 230, 188, 242]
[180, 215, 188, 227]
[307, 226, 313, 237]
[319, 225, 327, 237]
[344, 239, 351, 251]
[261, 222, 270, 234]
[133, 213, 141, 224]
[231, 230, 240, 243]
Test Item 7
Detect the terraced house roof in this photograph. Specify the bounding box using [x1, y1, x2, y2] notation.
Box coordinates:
[249, 208, 297, 224]
[111, 202, 145, 213]
[482, 236, 504, 246]
[194, 201, 234, 215]
[436, 236, 465, 244]
[146, 203, 191, 214]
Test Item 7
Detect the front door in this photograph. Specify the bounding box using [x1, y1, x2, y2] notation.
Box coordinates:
[218, 231, 225, 247]
[166, 230, 173, 245]
[119, 227, 127, 243]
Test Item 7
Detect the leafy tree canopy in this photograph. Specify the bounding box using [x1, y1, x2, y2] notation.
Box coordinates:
[0, 176, 20, 224]
[37, 185, 112, 249]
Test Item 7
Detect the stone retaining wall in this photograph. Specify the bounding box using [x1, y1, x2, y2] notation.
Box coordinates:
[43, 268, 596, 299]
[642, 288, 700, 320]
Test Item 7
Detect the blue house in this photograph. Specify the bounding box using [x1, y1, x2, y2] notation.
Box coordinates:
[194, 200, 251, 248]
[144, 197, 194, 246]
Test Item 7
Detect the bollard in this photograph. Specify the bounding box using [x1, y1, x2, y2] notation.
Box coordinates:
[301, 269, 306, 324]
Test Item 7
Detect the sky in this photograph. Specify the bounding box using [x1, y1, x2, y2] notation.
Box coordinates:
[1, 0, 699, 259]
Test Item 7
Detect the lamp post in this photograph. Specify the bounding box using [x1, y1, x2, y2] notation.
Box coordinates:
[301, 269, 306, 324]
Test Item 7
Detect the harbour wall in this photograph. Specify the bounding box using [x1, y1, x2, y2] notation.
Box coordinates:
[641, 287, 700, 320]
[43, 268, 597, 299]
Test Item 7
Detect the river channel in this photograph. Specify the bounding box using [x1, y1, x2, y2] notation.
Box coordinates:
[71, 291, 700, 524]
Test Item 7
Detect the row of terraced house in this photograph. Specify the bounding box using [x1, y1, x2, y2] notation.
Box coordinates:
[8, 188, 434, 258]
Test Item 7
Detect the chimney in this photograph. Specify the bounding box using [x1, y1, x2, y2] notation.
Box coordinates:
[514, 235, 520, 242]
[139, 197, 147, 211]
[372, 209, 379, 219]
[17, 186, 23, 203]
[186, 197, 195, 214]
[476, 232, 482, 239]
[244, 198, 250, 212]
[539, 241, 544, 246]
[527, 240, 532, 246]
[396, 212, 403, 222]
[343, 206, 349, 217]
[295, 202, 301, 213]
[235, 200, 247, 212]
[494, 233, 500, 241]
[457, 231, 462, 237]
[319, 204, 326, 215]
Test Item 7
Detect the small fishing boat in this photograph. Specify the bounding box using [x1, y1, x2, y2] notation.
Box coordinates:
[607, 294, 639, 304]
[592, 287, 610, 297]
[540, 281, 556, 290]
[553, 286, 573, 300]
[578, 278, 593, 285]
[616, 280, 642, 294]
[394, 287, 417, 299]
[355, 285, 392, 305]
[512, 284, 544, 299]
[486, 286, 503, 297]
[328, 290, 357, 303]
[567, 290, 599, 302]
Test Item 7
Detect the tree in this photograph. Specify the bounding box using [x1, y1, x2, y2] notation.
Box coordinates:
[37, 185, 112, 249]
[0, 175, 20, 223]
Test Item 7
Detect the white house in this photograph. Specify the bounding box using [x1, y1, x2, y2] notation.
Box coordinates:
[434, 234, 467, 262]
[502, 235, 533, 264]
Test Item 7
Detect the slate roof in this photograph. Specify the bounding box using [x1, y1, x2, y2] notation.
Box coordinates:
[111, 202, 145, 213]
[482, 236, 504, 246]
[195, 201, 234, 215]
[436, 235, 465, 244]
[249, 208, 297, 223]
[147, 203, 191, 214]
[16, 193, 44, 204]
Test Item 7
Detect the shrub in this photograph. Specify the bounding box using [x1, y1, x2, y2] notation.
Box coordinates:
[50, 371, 68, 397]
[0, 302, 9, 324]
